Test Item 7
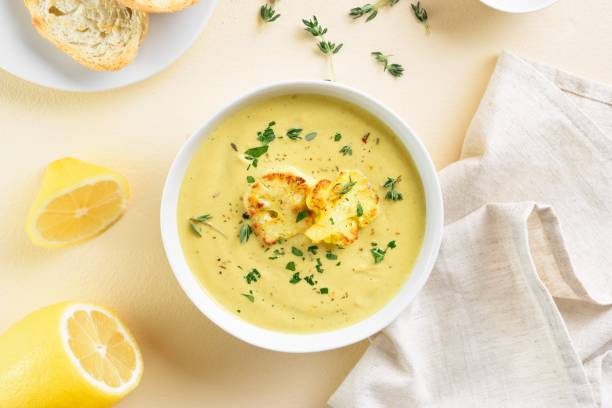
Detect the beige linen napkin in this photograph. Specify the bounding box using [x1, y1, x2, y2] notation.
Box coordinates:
[330, 52, 612, 407]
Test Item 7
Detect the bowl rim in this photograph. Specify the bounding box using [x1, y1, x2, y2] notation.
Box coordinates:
[479, 0, 559, 13]
[160, 80, 443, 353]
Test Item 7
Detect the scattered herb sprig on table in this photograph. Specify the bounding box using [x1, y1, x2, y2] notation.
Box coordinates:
[350, 0, 400, 22]
[411, 1, 430, 33]
[371, 52, 404, 77]
[260, 2, 280, 23]
[302, 16, 343, 81]
[383, 176, 404, 201]
[371, 240, 397, 263]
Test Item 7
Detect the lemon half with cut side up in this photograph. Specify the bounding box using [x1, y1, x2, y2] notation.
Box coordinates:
[26, 157, 130, 248]
[0, 302, 143, 408]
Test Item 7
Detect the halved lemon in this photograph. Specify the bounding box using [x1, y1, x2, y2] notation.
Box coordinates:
[0, 302, 143, 407]
[26, 158, 130, 248]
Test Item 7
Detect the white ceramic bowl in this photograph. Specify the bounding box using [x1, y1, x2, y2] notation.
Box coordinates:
[160, 81, 444, 353]
[479, 0, 558, 13]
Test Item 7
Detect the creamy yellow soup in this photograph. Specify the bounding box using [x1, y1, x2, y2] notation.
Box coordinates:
[178, 94, 425, 333]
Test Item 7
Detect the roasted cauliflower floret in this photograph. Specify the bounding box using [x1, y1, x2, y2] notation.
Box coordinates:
[305, 170, 379, 246]
[244, 171, 314, 245]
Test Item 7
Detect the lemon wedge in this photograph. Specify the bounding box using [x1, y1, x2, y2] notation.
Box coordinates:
[26, 158, 130, 248]
[0, 302, 143, 407]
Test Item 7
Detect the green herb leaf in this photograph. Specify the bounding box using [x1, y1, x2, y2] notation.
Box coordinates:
[302, 16, 343, 80]
[372, 52, 404, 78]
[357, 202, 364, 217]
[334, 133, 342, 142]
[189, 221, 202, 237]
[350, 0, 401, 22]
[338, 177, 357, 195]
[247, 175, 256, 184]
[260, 4, 280, 23]
[291, 247, 304, 257]
[304, 274, 315, 286]
[289, 272, 301, 284]
[326, 252, 338, 260]
[287, 128, 303, 140]
[339, 145, 353, 156]
[242, 291, 255, 302]
[383, 176, 404, 201]
[257, 121, 277, 145]
[411, 1, 430, 33]
[286, 261, 296, 271]
[304, 132, 318, 141]
[191, 214, 212, 223]
[308, 245, 319, 255]
[296, 210, 309, 223]
[388, 240, 397, 249]
[244, 145, 269, 158]
[316, 258, 324, 273]
[239, 223, 252, 243]
[245, 269, 261, 284]
[320, 287, 329, 294]
[370, 247, 386, 264]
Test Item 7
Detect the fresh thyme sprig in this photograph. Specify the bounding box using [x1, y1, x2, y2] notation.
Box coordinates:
[370, 240, 397, 263]
[189, 214, 228, 238]
[260, 2, 280, 23]
[302, 16, 343, 81]
[350, 0, 400, 22]
[239, 223, 252, 243]
[371, 52, 404, 77]
[411, 1, 430, 33]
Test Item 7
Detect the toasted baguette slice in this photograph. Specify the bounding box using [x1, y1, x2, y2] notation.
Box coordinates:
[117, 0, 198, 13]
[23, 0, 148, 71]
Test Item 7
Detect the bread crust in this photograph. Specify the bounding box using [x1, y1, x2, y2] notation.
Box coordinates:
[117, 0, 199, 13]
[23, 0, 149, 71]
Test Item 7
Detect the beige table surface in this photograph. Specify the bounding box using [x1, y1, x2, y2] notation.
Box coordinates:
[1, 0, 611, 407]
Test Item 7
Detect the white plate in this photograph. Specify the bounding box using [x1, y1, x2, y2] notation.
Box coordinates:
[0, 1, 217, 92]
[479, 0, 558, 13]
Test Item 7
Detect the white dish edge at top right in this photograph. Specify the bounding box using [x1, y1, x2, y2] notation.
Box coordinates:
[479, 0, 559, 13]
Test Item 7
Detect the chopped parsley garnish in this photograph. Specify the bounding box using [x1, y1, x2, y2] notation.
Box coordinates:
[260, 3, 280, 23]
[287, 128, 303, 140]
[307, 245, 319, 255]
[244, 269, 261, 284]
[269, 248, 284, 260]
[357, 202, 364, 217]
[383, 176, 404, 201]
[304, 132, 318, 141]
[257, 121, 277, 145]
[289, 272, 301, 284]
[247, 175, 255, 183]
[334, 133, 342, 142]
[339, 177, 357, 195]
[296, 210, 309, 223]
[326, 252, 338, 260]
[244, 145, 269, 169]
[286, 261, 296, 271]
[241, 290, 255, 302]
[291, 247, 304, 257]
[315, 258, 324, 273]
[239, 223, 252, 243]
[370, 240, 397, 264]
[304, 274, 315, 286]
[339, 145, 353, 156]
[320, 288, 329, 294]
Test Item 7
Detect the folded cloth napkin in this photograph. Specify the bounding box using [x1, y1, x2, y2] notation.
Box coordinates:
[329, 52, 612, 408]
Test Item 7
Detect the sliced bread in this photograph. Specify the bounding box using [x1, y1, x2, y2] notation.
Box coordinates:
[117, 0, 198, 13]
[24, 0, 149, 71]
